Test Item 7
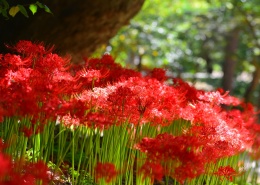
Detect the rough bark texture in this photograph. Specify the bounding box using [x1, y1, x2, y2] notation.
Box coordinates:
[222, 28, 240, 93]
[0, 0, 145, 62]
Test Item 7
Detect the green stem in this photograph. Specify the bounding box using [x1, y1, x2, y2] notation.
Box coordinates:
[71, 130, 75, 185]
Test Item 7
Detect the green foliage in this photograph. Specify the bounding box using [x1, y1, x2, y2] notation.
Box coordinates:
[0, 0, 9, 18]
[17, 5, 29, 17]
[29, 4, 37, 15]
[0, 0, 51, 18]
[99, 0, 260, 99]
[8, 5, 19, 17]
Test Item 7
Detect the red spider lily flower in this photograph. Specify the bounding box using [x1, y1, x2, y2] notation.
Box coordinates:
[190, 126, 217, 137]
[1, 54, 32, 70]
[135, 137, 161, 157]
[0, 153, 11, 178]
[0, 41, 74, 121]
[83, 54, 141, 86]
[136, 133, 207, 166]
[212, 140, 241, 158]
[222, 95, 241, 106]
[173, 164, 205, 185]
[107, 86, 135, 106]
[172, 78, 200, 103]
[4, 68, 32, 87]
[58, 114, 80, 128]
[84, 112, 114, 130]
[135, 133, 176, 161]
[198, 90, 226, 105]
[73, 68, 110, 90]
[59, 99, 88, 119]
[1, 159, 50, 185]
[216, 88, 241, 106]
[136, 129, 246, 183]
[136, 97, 153, 116]
[240, 103, 259, 127]
[27, 160, 49, 184]
[198, 88, 241, 107]
[213, 166, 239, 181]
[138, 161, 164, 183]
[20, 126, 34, 138]
[94, 162, 118, 183]
[107, 86, 136, 118]
[10, 40, 48, 55]
[150, 68, 167, 82]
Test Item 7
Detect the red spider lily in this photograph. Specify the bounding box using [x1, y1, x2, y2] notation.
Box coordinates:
[20, 126, 34, 138]
[0, 41, 73, 122]
[197, 88, 241, 107]
[138, 161, 164, 183]
[135, 124, 250, 183]
[107, 86, 137, 122]
[26, 160, 49, 184]
[136, 97, 153, 116]
[10, 40, 49, 55]
[94, 162, 118, 183]
[0, 152, 49, 185]
[83, 54, 141, 86]
[173, 164, 205, 185]
[106, 77, 185, 125]
[213, 166, 238, 181]
[0, 153, 11, 178]
[58, 114, 80, 128]
[136, 133, 204, 162]
[150, 68, 168, 82]
[172, 78, 201, 103]
[0, 54, 31, 71]
[0, 68, 39, 117]
[84, 112, 114, 130]
[7, 160, 49, 185]
[74, 68, 110, 90]
[240, 103, 259, 127]
[107, 86, 135, 107]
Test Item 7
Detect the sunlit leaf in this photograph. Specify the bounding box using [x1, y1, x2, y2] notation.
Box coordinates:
[35, 1, 44, 8]
[29, 4, 37, 15]
[17, 5, 28, 18]
[35, 1, 52, 14]
[44, 5, 52, 14]
[9, 6, 19, 17]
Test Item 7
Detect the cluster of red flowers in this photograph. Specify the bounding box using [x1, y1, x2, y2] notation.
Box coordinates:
[213, 166, 239, 181]
[0, 139, 49, 184]
[94, 162, 118, 183]
[1, 41, 260, 184]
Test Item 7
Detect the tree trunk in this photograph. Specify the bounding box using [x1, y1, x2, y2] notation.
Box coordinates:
[244, 58, 260, 103]
[0, 0, 145, 62]
[222, 28, 240, 93]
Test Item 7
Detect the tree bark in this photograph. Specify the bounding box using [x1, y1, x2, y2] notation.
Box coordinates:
[244, 58, 260, 103]
[222, 28, 240, 93]
[0, 0, 145, 62]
